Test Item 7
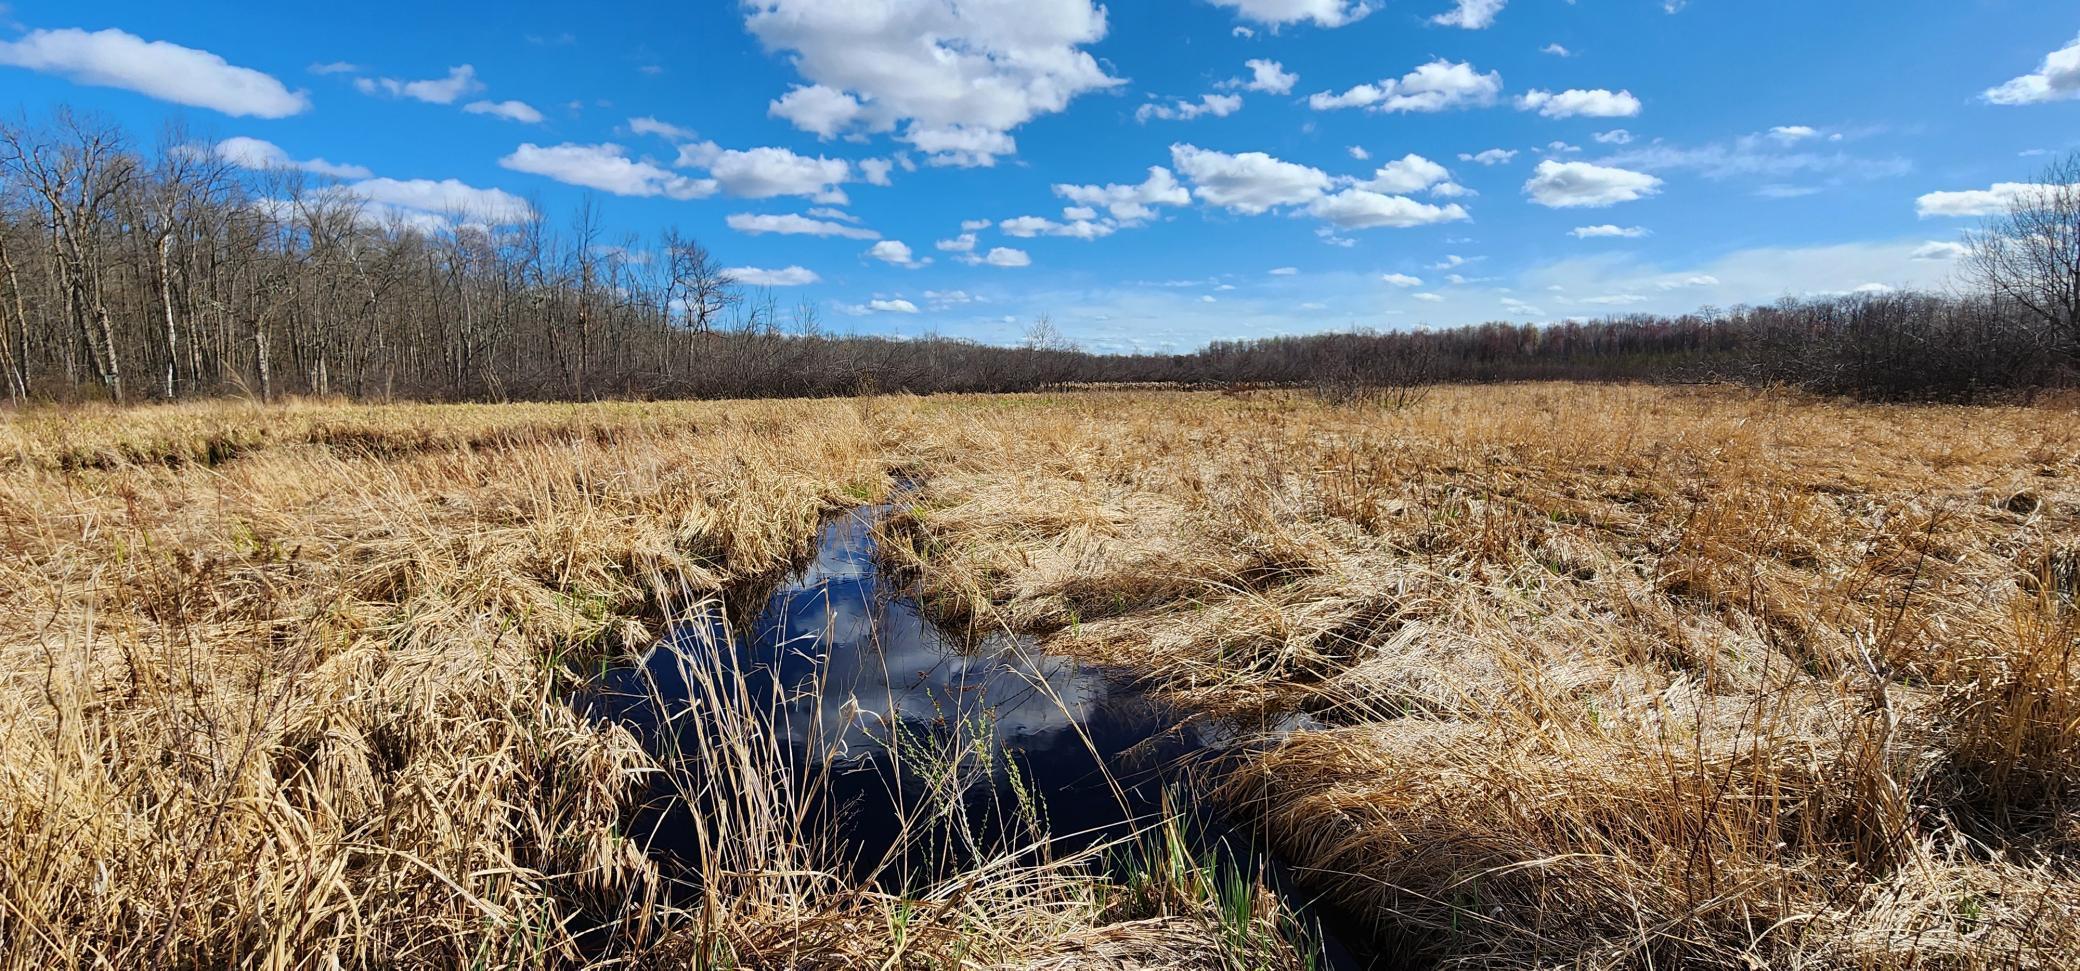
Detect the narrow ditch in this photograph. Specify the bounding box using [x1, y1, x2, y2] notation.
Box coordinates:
[582, 493, 1401, 968]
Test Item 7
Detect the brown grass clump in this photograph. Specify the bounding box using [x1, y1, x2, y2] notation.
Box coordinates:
[0, 396, 1311, 969]
[881, 384, 2080, 967]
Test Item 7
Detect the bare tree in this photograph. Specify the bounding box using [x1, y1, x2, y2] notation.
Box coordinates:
[1966, 151, 2080, 362]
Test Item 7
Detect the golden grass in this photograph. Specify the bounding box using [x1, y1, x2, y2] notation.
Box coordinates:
[0, 396, 1308, 969]
[7, 383, 2078, 968]
[879, 384, 2080, 967]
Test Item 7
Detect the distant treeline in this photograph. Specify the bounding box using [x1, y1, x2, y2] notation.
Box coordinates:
[1, 107, 2071, 405]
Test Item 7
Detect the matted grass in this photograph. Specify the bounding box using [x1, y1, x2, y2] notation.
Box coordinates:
[7, 384, 2078, 968]
[0, 395, 1306, 969]
[878, 384, 2080, 968]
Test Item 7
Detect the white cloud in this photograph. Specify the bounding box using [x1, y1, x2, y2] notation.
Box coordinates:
[630, 116, 696, 140]
[1524, 160, 1663, 208]
[1380, 273, 1423, 287]
[676, 141, 852, 202]
[1594, 129, 1633, 145]
[1236, 58, 1297, 94]
[1309, 59, 1501, 113]
[768, 84, 865, 138]
[726, 265, 822, 286]
[213, 136, 371, 179]
[1983, 33, 2080, 105]
[309, 61, 359, 75]
[936, 232, 979, 252]
[0, 28, 309, 118]
[1909, 241, 1967, 261]
[727, 212, 881, 239]
[1136, 93, 1243, 123]
[867, 240, 929, 267]
[1000, 215, 1116, 239]
[1348, 146, 1371, 160]
[1170, 143, 1330, 214]
[1054, 166, 1193, 222]
[1541, 43, 1572, 57]
[357, 65, 482, 105]
[1413, 292, 1445, 302]
[859, 158, 895, 186]
[346, 178, 535, 224]
[1459, 148, 1518, 165]
[745, 0, 1121, 165]
[1362, 153, 1452, 193]
[1598, 134, 1911, 185]
[1205, 0, 1376, 28]
[1308, 190, 1468, 229]
[1432, 0, 1505, 29]
[868, 298, 920, 313]
[1519, 88, 1641, 118]
[961, 218, 994, 231]
[463, 99, 544, 123]
[1915, 181, 2068, 218]
[1769, 125, 1819, 142]
[501, 143, 717, 199]
[1269, 266, 1300, 275]
[1571, 224, 1649, 238]
[978, 246, 1031, 268]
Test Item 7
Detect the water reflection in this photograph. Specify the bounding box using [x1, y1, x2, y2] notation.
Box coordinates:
[588, 506, 1195, 870]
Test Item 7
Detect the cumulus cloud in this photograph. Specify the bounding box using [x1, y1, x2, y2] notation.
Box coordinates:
[744, 0, 1120, 165]
[1518, 88, 1641, 118]
[1053, 166, 1193, 223]
[212, 136, 371, 179]
[0, 27, 309, 118]
[1524, 160, 1663, 207]
[1205, 0, 1376, 28]
[463, 99, 544, 123]
[1910, 241, 1967, 261]
[1915, 181, 2068, 218]
[1308, 189, 1467, 228]
[1594, 129, 1634, 145]
[1136, 93, 1243, 123]
[1459, 148, 1518, 165]
[1983, 33, 2080, 105]
[357, 64, 482, 104]
[630, 116, 696, 140]
[868, 298, 920, 313]
[936, 232, 979, 253]
[859, 158, 895, 186]
[1571, 224, 1649, 238]
[1233, 58, 1298, 94]
[977, 246, 1031, 268]
[676, 141, 852, 202]
[867, 240, 929, 267]
[347, 177, 535, 224]
[1362, 154, 1453, 193]
[1769, 125, 1819, 142]
[1170, 144, 1331, 214]
[1380, 273, 1423, 287]
[501, 143, 717, 199]
[727, 212, 882, 239]
[999, 214, 1116, 240]
[1541, 43, 1572, 57]
[1432, 0, 1505, 29]
[726, 265, 822, 286]
[1309, 59, 1501, 113]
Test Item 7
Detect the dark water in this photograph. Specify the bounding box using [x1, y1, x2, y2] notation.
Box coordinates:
[583, 503, 1381, 968]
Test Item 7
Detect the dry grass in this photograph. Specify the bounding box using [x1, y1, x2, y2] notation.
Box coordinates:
[8, 383, 2078, 968]
[0, 396, 1307, 969]
[879, 384, 2080, 967]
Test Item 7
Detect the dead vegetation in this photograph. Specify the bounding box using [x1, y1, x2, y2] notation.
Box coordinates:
[5, 383, 2077, 968]
[879, 384, 2080, 968]
[0, 396, 1311, 969]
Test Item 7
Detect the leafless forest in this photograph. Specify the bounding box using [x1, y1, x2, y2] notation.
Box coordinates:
[2, 108, 2073, 405]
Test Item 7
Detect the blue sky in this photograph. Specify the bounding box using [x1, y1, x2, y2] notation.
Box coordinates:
[1, 0, 2075, 351]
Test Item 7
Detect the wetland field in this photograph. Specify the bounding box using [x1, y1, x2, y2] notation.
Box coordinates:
[4, 384, 2078, 969]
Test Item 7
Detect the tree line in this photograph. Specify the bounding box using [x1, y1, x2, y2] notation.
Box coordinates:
[1, 107, 2073, 406]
